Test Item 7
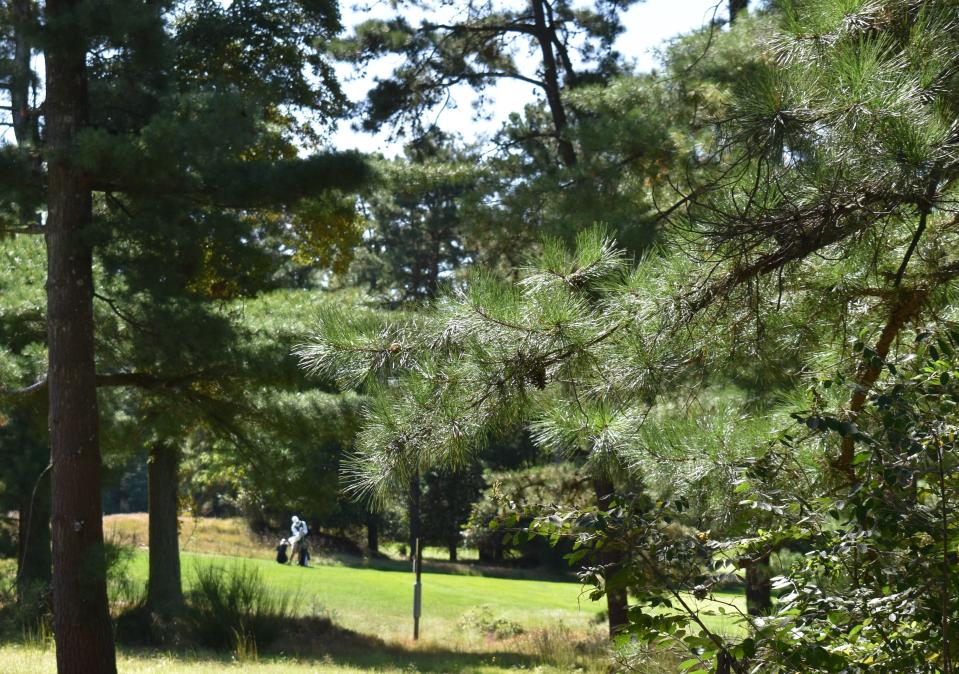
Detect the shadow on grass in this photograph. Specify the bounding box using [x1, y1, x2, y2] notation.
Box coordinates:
[281, 616, 537, 671]
[314, 551, 578, 584]
[125, 615, 543, 672]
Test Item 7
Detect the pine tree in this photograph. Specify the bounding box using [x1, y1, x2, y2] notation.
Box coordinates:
[0, 2, 370, 670]
[335, 0, 640, 167]
[43, 3, 116, 668]
[300, 1, 959, 662]
[354, 133, 478, 306]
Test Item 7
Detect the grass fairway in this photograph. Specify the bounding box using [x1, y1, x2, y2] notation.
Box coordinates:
[0, 516, 747, 672]
[0, 551, 611, 673]
[127, 550, 608, 643]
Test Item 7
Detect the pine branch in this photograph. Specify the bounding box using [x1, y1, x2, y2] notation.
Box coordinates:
[894, 174, 942, 287]
[837, 287, 931, 476]
[0, 370, 212, 399]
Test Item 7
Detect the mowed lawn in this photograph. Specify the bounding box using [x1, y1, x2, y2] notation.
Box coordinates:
[129, 550, 608, 641]
[0, 551, 612, 673]
[102, 514, 611, 640]
[0, 516, 747, 673]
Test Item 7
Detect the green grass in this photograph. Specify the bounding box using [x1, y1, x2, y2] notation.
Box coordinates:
[380, 541, 480, 561]
[0, 515, 749, 672]
[0, 643, 598, 674]
[127, 551, 746, 640]
[7, 549, 613, 673]
[126, 550, 607, 642]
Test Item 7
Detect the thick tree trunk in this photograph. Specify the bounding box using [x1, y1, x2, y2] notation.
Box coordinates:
[448, 542, 457, 562]
[45, 2, 117, 670]
[593, 478, 628, 636]
[744, 552, 772, 616]
[531, 0, 577, 167]
[146, 444, 183, 617]
[728, 0, 748, 23]
[17, 468, 52, 607]
[408, 474, 421, 560]
[366, 516, 379, 553]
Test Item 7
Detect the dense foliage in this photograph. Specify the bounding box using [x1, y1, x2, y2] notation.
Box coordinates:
[301, 0, 959, 670]
[2, 0, 959, 672]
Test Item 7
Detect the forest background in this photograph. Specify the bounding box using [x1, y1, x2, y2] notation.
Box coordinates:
[0, 0, 958, 673]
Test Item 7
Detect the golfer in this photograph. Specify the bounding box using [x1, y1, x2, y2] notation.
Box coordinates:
[289, 515, 308, 563]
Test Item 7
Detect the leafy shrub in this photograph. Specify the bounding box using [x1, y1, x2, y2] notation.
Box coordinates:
[526, 327, 959, 672]
[0, 560, 52, 639]
[458, 605, 524, 639]
[464, 463, 593, 568]
[186, 562, 296, 652]
[104, 540, 143, 610]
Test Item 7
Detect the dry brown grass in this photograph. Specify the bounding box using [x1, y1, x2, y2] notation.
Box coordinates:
[103, 513, 271, 559]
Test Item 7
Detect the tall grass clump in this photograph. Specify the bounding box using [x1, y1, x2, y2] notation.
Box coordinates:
[187, 562, 297, 652]
[104, 541, 143, 611]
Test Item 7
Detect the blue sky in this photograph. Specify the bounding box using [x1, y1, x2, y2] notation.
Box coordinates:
[331, 0, 728, 155]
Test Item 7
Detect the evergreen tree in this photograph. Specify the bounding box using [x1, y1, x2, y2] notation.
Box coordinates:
[353, 133, 478, 306]
[420, 465, 485, 561]
[300, 1, 959, 660]
[0, 403, 51, 616]
[0, 234, 49, 609]
[0, 2, 370, 669]
[335, 0, 641, 167]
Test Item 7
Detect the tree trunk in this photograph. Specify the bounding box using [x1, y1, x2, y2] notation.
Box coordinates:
[728, 0, 748, 23]
[11, 0, 42, 231]
[408, 473, 421, 560]
[531, 0, 577, 167]
[448, 542, 457, 562]
[45, 0, 118, 670]
[146, 444, 183, 617]
[838, 288, 927, 475]
[366, 516, 379, 553]
[744, 552, 772, 616]
[11, 0, 37, 148]
[593, 478, 628, 636]
[17, 468, 52, 608]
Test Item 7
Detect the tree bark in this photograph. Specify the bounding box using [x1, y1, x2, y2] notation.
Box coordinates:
[448, 542, 457, 562]
[45, 1, 118, 670]
[408, 473, 421, 560]
[478, 542, 501, 563]
[146, 444, 183, 617]
[728, 0, 748, 23]
[11, 0, 37, 148]
[531, 0, 577, 167]
[593, 478, 628, 636]
[17, 467, 51, 608]
[744, 552, 772, 616]
[838, 288, 927, 475]
[366, 515, 379, 553]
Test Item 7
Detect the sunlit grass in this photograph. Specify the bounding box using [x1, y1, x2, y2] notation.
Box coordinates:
[121, 550, 607, 642]
[0, 642, 606, 674]
[103, 514, 484, 563]
[380, 540, 480, 561]
[86, 514, 749, 672]
[104, 514, 267, 559]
